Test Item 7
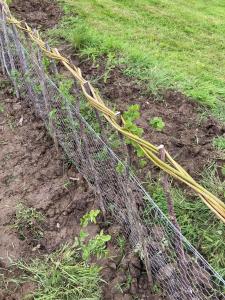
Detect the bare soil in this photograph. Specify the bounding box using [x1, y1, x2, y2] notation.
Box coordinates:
[0, 75, 90, 296]
[10, 0, 62, 29]
[0, 76, 156, 299]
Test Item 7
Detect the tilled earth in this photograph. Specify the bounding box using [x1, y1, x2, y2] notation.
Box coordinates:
[0, 77, 157, 300]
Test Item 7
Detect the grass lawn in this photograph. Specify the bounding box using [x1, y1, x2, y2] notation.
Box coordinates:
[55, 0, 225, 112]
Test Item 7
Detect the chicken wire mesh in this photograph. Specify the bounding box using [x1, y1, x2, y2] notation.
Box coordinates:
[0, 10, 224, 300]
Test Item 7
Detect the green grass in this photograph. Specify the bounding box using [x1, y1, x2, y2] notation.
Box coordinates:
[9, 242, 103, 299]
[3, 211, 110, 299]
[146, 164, 225, 277]
[12, 203, 45, 241]
[213, 136, 225, 151]
[52, 0, 225, 112]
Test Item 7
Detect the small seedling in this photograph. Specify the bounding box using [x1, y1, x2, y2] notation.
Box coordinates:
[49, 108, 57, 120]
[116, 235, 126, 256]
[63, 180, 72, 190]
[116, 161, 126, 174]
[80, 209, 101, 227]
[58, 79, 74, 103]
[12, 203, 45, 241]
[149, 117, 165, 131]
[213, 136, 225, 151]
[0, 104, 4, 113]
[109, 132, 121, 149]
[77, 229, 111, 261]
[103, 53, 116, 83]
[139, 159, 147, 168]
[123, 104, 140, 122]
[94, 148, 108, 162]
[42, 57, 51, 72]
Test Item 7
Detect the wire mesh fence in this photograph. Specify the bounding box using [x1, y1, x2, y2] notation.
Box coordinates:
[0, 5, 224, 299]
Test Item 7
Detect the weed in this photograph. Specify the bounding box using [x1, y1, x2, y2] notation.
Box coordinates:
[6, 211, 111, 299]
[116, 272, 132, 293]
[0, 79, 10, 89]
[201, 163, 225, 199]
[10, 241, 103, 299]
[49, 108, 57, 120]
[0, 103, 4, 113]
[149, 117, 165, 131]
[79, 210, 111, 260]
[42, 56, 51, 72]
[10, 69, 20, 82]
[213, 136, 225, 151]
[139, 159, 148, 168]
[108, 132, 121, 149]
[12, 203, 45, 241]
[3, 174, 17, 186]
[152, 283, 162, 295]
[33, 83, 42, 94]
[108, 133, 120, 147]
[7, 119, 16, 131]
[79, 97, 100, 133]
[102, 53, 117, 83]
[80, 209, 101, 227]
[63, 180, 72, 190]
[116, 235, 126, 257]
[58, 78, 74, 103]
[93, 148, 109, 162]
[116, 161, 126, 175]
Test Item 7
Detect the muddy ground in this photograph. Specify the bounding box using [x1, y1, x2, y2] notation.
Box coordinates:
[9, 0, 61, 29]
[0, 75, 157, 299]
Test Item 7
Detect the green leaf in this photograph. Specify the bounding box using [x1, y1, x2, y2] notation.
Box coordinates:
[149, 117, 165, 131]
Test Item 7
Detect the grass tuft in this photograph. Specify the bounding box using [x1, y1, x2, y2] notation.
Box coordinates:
[213, 136, 225, 151]
[12, 204, 45, 241]
[146, 173, 225, 277]
[11, 242, 103, 300]
[5, 210, 111, 299]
